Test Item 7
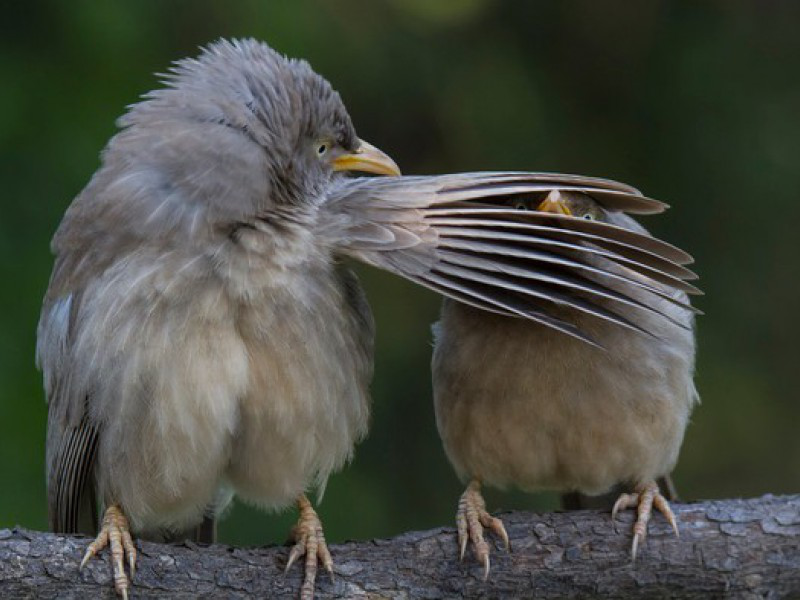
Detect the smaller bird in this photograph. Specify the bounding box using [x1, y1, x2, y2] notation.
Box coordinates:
[432, 189, 700, 577]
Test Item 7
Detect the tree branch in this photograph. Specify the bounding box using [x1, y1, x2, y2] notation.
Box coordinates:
[2, 494, 799, 598]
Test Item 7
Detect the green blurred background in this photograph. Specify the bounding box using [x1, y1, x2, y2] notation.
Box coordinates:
[2, 1, 799, 547]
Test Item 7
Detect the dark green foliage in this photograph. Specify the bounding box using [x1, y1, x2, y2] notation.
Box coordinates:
[2, 0, 799, 546]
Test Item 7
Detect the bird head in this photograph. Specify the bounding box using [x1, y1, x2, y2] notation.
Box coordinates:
[534, 189, 654, 234]
[510, 190, 606, 221]
[535, 190, 605, 222]
[95, 39, 398, 243]
[507, 189, 651, 236]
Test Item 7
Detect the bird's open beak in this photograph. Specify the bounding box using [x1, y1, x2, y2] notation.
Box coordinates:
[332, 139, 401, 176]
[536, 190, 572, 216]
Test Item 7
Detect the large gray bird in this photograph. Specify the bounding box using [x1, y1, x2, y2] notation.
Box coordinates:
[432, 190, 700, 578]
[37, 38, 694, 598]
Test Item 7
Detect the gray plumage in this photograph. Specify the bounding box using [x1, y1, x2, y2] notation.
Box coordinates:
[328, 174, 698, 345]
[37, 38, 697, 596]
[431, 191, 698, 576]
[39, 39, 374, 542]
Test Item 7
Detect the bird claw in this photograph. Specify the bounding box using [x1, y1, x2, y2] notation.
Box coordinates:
[80, 505, 137, 599]
[285, 496, 333, 600]
[456, 480, 509, 580]
[612, 481, 679, 561]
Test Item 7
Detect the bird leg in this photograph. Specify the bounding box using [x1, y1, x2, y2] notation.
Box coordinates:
[285, 495, 333, 600]
[611, 480, 679, 561]
[80, 504, 137, 599]
[456, 479, 510, 580]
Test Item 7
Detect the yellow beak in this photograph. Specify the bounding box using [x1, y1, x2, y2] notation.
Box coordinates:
[536, 190, 572, 216]
[332, 139, 401, 176]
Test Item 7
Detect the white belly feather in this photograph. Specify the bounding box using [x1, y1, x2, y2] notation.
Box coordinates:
[75, 232, 369, 533]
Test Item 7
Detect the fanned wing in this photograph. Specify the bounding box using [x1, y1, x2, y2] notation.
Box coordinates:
[326, 172, 698, 346]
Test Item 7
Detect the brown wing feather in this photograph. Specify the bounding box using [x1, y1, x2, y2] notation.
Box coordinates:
[329, 172, 699, 342]
[46, 404, 99, 534]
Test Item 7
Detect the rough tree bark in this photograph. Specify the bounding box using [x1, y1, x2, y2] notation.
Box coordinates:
[2, 494, 799, 599]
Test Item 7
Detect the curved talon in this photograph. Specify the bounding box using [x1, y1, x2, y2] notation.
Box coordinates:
[611, 492, 640, 521]
[612, 481, 679, 561]
[457, 528, 468, 561]
[456, 479, 509, 580]
[653, 493, 680, 538]
[480, 512, 510, 552]
[80, 504, 137, 599]
[285, 540, 303, 574]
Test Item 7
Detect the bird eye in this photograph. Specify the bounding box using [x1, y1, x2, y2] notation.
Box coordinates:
[317, 142, 329, 156]
[582, 213, 595, 220]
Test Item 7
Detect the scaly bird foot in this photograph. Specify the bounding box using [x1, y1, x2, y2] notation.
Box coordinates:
[80, 504, 137, 599]
[456, 479, 510, 580]
[612, 480, 679, 561]
[285, 495, 333, 600]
